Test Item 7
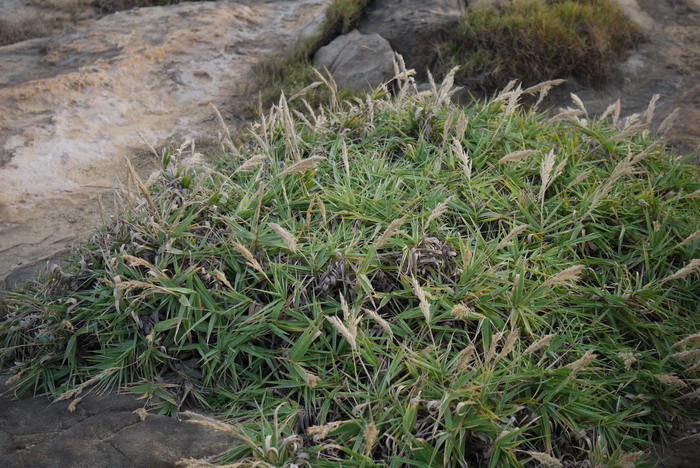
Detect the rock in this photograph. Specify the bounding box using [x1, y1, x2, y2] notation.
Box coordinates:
[0, 378, 235, 466]
[357, 0, 466, 76]
[313, 29, 395, 91]
[0, 0, 331, 290]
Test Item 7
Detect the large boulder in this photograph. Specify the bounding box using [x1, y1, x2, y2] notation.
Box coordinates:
[357, 0, 466, 76]
[313, 29, 395, 91]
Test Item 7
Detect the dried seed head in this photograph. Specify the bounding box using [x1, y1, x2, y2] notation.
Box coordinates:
[133, 407, 148, 422]
[497, 224, 529, 250]
[524, 333, 556, 356]
[618, 352, 637, 370]
[375, 216, 406, 250]
[617, 451, 644, 468]
[453, 138, 472, 179]
[426, 197, 452, 225]
[268, 222, 298, 252]
[363, 308, 394, 337]
[543, 265, 585, 288]
[451, 303, 476, 319]
[494, 330, 519, 363]
[525, 451, 563, 468]
[570, 93, 587, 115]
[181, 411, 238, 435]
[457, 344, 477, 370]
[565, 350, 597, 373]
[307, 421, 349, 441]
[662, 258, 700, 282]
[411, 276, 431, 323]
[674, 332, 700, 348]
[232, 241, 264, 273]
[654, 373, 687, 388]
[305, 371, 320, 388]
[213, 269, 233, 289]
[670, 349, 700, 361]
[326, 316, 357, 350]
[678, 230, 700, 249]
[67, 396, 83, 413]
[484, 331, 505, 365]
[234, 154, 267, 174]
[364, 422, 379, 454]
[498, 150, 537, 164]
[277, 156, 325, 178]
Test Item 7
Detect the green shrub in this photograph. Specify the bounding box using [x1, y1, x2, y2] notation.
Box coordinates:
[2, 70, 699, 466]
[442, 0, 641, 91]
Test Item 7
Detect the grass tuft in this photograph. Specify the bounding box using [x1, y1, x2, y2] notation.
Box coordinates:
[2, 64, 700, 466]
[440, 0, 642, 91]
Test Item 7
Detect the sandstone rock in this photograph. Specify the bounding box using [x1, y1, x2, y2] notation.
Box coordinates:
[0, 0, 331, 290]
[357, 0, 466, 76]
[313, 29, 395, 91]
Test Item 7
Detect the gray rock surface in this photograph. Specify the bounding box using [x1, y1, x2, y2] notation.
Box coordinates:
[357, 0, 466, 76]
[546, 0, 700, 158]
[313, 29, 395, 91]
[0, 378, 235, 467]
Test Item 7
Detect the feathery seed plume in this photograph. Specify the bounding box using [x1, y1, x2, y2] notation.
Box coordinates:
[268, 222, 298, 252]
[662, 258, 700, 282]
[497, 224, 529, 250]
[543, 265, 585, 287]
[654, 373, 687, 388]
[234, 154, 267, 174]
[232, 241, 264, 273]
[618, 352, 637, 370]
[364, 422, 379, 454]
[427, 197, 452, 225]
[374, 216, 406, 250]
[411, 276, 431, 323]
[674, 332, 700, 348]
[524, 333, 556, 356]
[363, 308, 394, 337]
[453, 138, 472, 179]
[678, 230, 700, 248]
[213, 269, 233, 289]
[525, 452, 563, 468]
[498, 150, 537, 164]
[565, 350, 597, 373]
[277, 156, 325, 178]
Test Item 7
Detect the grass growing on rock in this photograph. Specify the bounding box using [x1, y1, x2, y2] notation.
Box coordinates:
[2, 68, 700, 466]
[441, 0, 641, 91]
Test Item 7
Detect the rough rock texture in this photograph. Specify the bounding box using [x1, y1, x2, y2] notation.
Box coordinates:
[0, 378, 235, 467]
[546, 0, 700, 158]
[313, 29, 395, 91]
[0, 0, 331, 290]
[357, 0, 466, 76]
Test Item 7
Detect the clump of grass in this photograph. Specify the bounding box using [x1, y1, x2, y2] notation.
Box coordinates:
[441, 0, 642, 91]
[2, 63, 700, 466]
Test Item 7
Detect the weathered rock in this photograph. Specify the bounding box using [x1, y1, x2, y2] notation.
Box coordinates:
[0, 0, 331, 290]
[0, 378, 235, 466]
[357, 0, 466, 76]
[313, 29, 395, 91]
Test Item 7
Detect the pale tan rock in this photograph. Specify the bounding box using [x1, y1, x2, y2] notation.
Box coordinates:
[0, 0, 330, 289]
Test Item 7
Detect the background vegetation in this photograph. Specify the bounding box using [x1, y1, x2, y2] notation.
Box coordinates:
[440, 0, 641, 91]
[2, 66, 699, 466]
